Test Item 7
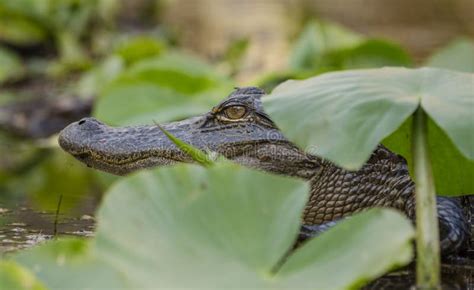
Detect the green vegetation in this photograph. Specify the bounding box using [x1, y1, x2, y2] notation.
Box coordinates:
[289, 21, 412, 72]
[0, 260, 46, 290]
[263, 65, 473, 289]
[426, 38, 474, 73]
[94, 52, 234, 125]
[0, 2, 473, 289]
[0, 47, 24, 84]
[12, 163, 414, 289]
[156, 124, 215, 167]
[263, 68, 473, 195]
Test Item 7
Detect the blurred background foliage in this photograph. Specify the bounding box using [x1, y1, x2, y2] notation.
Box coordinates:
[0, 0, 472, 251]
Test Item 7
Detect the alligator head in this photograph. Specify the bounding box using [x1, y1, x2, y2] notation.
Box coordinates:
[59, 87, 321, 177]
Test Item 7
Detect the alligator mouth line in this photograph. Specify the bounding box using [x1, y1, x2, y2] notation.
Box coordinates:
[70, 139, 294, 167]
[72, 149, 187, 167]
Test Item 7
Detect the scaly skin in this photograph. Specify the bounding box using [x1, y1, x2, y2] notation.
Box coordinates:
[59, 87, 471, 255]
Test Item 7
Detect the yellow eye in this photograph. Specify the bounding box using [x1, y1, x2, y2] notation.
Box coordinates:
[224, 106, 247, 119]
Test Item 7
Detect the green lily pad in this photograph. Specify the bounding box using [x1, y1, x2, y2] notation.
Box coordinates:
[14, 239, 128, 289]
[0, 260, 47, 290]
[114, 36, 165, 64]
[382, 117, 474, 195]
[75, 55, 124, 98]
[13, 163, 414, 289]
[289, 20, 363, 71]
[94, 53, 233, 126]
[263, 67, 473, 195]
[331, 39, 413, 69]
[426, 37, 474, 73]
[288, 21, 412, 75]
[278, 208, 413, 289]
[125, 53, 230, 95]
[94, 80, 213, 126]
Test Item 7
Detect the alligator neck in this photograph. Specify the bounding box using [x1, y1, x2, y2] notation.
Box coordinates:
[304, 145, 415, 225]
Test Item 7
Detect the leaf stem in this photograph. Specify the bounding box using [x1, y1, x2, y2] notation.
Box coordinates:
[412, 107, 440, 289]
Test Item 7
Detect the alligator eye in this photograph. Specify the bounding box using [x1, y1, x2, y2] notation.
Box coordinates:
[224, 106, 247, 119]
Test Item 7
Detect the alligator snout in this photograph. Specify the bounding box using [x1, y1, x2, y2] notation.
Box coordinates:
[58, 117, 107, 154]
[57, 116, 199, 175]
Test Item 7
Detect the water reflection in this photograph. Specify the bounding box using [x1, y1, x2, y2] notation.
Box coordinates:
[0, 201, 97, 255]
[0, 142, 102, 255]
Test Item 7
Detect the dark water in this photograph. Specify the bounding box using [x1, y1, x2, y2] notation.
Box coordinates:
[0, 143, 102, 255]
[364, 265, 474, 290]
[0, 201, 96, 255]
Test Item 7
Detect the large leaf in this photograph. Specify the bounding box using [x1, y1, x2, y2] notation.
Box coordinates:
[263, 67, 473, 194]
[125, 53, 230, 94]
[0, 260, 46, 290]
[94, 53, 233, 126]
[278, 209, 413, 289]
[114, 36, 165, 64]
[331, 39, 413, 69]
[14, 239, 128, 289]
[426, 37, 474, 73]
[288, 21, 412, 77]
[383, 117, 474, 195]
[92, 163, 308, 288]
[13, 163, 414, 289]
[94, 80, 213, 125]
[75, 55, 124, 98]
[289, 21, 363, 71]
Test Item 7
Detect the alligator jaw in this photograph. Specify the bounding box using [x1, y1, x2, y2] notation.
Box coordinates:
[58, 117, 202, 175]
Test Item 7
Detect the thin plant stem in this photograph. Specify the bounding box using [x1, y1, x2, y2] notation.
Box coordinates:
[412, 107, 440, 289]
[53, 194, 63, 238]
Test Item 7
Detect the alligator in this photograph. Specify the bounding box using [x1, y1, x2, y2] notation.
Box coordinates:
[58, 87, 472, 257]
